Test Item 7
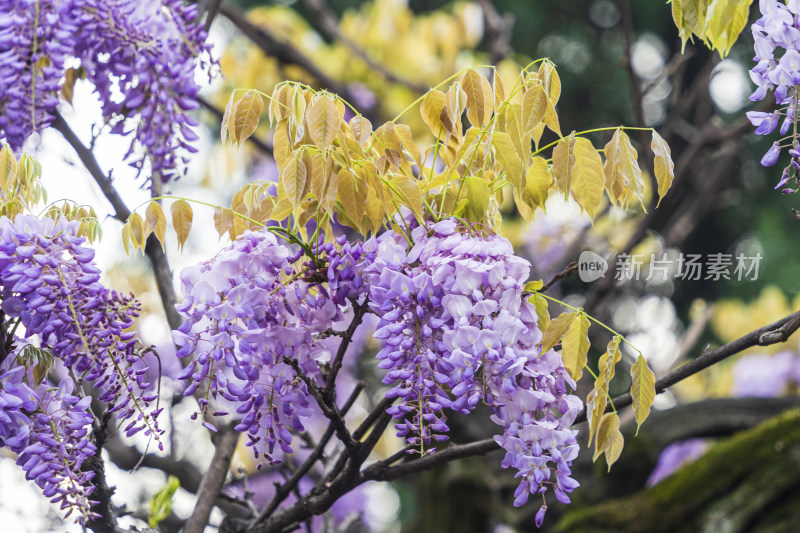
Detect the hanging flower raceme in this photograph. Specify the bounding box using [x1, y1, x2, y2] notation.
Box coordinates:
[748, 0, 800, 192]
[368, 219, 582, 521]
[0, 0, 214, 182]
[0, 215, 162, 442]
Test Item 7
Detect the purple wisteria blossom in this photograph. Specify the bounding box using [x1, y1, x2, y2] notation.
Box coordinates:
[748, 0, 800, 191]
[0, 0, 214, 182]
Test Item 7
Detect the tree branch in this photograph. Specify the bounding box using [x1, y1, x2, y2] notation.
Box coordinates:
[184, 425, 240, 533]
[50, 113, 183, 331]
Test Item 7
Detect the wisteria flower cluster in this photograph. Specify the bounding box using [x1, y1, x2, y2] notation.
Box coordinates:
[175, 218, 582, 524]
[0, 0, 214, 182]
[748, 0, 800, 191]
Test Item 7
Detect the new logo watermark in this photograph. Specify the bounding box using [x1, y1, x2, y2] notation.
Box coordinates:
[578, 251, 608, 282]
[577, 252, 762, 283]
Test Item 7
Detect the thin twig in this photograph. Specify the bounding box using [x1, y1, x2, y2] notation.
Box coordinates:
[50, 113, 183, 330]
[541, 261, 577, 292]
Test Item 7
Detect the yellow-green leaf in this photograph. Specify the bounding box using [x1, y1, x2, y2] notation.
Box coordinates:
[603, 128, 644, 208]
[421, 90, 447, 139]
[464, 175, 490, 222]
[337, 168, 366, 232]
[390, 174, 424, 222]
[121, 222, 132, 255]
[522, 83, 547, 134]
[599, 335, 622, 385]
[148, 475, 180, 529]
[537, 61, 561, 106]
[524, 156, 553, 210]
[129, 212, 146, 253]
[630, 354, 657, 435]
[492, 131, 524, 190]
[605, 423, 624, 471]
[171, 199, 193, 252]
[703, 0, 753, 58]
[0, 144, 17, 194]
[229, 90, 263, 145]
[307, 95, 340, 150]
[671, 0, 708, 51]
[462, 69, 493, 127]
[145, 201, 167, 249]
[561, 311, 591, 381]
[651, 130, 675, 207]
[593, 412, 620, 461]
[570, 137, 605, 219]
[214, 206, 235, 239]
[552, 133, 576, 196]
[586, 387, 606, 448]
[529, 291, 550, 335]
[541, 311, 577, 353]
[220, 91, 235, 143]
[281, 154, 308, 208]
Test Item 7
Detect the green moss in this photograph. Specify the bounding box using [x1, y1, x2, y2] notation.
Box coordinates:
[556, 409, 800, 533]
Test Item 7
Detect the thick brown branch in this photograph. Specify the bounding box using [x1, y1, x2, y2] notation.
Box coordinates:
[184, 426, 240, 533]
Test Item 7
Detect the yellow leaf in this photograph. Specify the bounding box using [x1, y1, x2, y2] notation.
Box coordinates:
[420, 90, 447, 139]
[593, 412, 620, 461]
[522, 83, 547, 134]
[307, 95, 340, 150]
[586, 387, 606, 448]
[145, 201, 167, 250]
[0, 144, 17, 195]
[500, 103, 528, 165]
[390, 174, 424, 222]
[229, 90, 263, 146]
[492, 131, 524, 190]
[129, 212, 146, 253]
[599, 335, 622, 385]
[552, 133, 576, 196]
[171, 199, 193, 252]
[561, 311, 591, 382]
[364, 186, 385, 234]
[281, 154, 308, 208]
[493, 72, 505, 108]
[603, 128, 644, 208]
[524, 156, 553, 210]
[350, 116, 373, 146]
[541, 311, 577, 354]
[651, 130, 675, 207]
[214, 206, 235, 239]
[570, 137, 604, 219]
[630, 354, 657, 435]
[462, 69, 493, 127]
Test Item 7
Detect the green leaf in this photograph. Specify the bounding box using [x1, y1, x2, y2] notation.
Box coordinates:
[464, 175, 490, 222]
[630, 354, 657, 435]
[570, 137, 605, 219]
[651, 130, 675, 207]
[170, 199, 193, 252]
[541, 311, 577, 354]
[148, 475, 180, 528]
[492, 131, 524, 190]
[528, 291, 550, 334]
[561, 311, 591, 382]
